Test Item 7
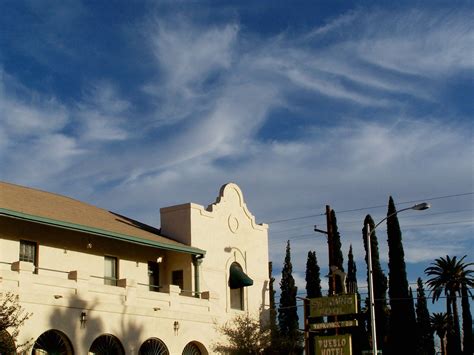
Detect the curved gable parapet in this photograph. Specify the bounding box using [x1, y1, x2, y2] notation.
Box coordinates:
[206, 183, 268, 231]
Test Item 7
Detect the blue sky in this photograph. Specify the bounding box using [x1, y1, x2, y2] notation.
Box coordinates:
[1, 0, 473, 318]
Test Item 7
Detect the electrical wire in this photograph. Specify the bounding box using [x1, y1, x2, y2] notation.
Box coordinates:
[267, 192, 474, 224]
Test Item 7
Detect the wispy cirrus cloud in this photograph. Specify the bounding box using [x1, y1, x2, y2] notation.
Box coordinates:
[0, 5, 472, 271]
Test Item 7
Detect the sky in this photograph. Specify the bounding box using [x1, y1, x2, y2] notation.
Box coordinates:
[1, 0, 473, 317]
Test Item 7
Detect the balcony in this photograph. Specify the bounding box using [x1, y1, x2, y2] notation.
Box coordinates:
[0, 260, 217, 319]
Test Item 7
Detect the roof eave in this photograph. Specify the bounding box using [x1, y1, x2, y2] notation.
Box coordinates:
[0, 208, 206, 257]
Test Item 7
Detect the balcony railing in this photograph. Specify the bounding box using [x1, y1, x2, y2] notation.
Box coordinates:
[0, 260, 217, 316]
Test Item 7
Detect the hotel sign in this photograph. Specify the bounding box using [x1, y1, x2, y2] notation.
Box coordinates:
[310, 294, 357, 317]
[316, 334, 352, 355]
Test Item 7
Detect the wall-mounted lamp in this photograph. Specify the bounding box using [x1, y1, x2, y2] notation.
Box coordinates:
[156, 256, 163, 263]
[173, 321, 180, 335]
[80, 311, 87, 328]
[54, 295, 63, 299]
[153, 307, 161, 311]
[86, 240, 92, 249]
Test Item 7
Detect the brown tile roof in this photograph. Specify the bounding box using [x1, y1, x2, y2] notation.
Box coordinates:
[0, 181, 204, 255]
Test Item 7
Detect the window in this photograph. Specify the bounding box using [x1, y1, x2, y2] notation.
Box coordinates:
[230, 287, 244, 310]
[148, 261, 160, 292]
[104, 256, 118, 286]
[19, 240, 37, 272]
[172, 270, 184, 291]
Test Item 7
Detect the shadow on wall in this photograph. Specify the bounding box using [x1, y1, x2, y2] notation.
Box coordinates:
[40, 293, 145, 354]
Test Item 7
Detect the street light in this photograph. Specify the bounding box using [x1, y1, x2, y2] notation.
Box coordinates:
[366, 202, 430, 355]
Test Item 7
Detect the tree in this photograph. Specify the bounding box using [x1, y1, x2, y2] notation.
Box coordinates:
[305, 251, 322, 299]
[425, 255, 474, 355]
[329, 210, 344, 294]
[461, 283, 473, 355]
[362, 214, 389, 352]
[386, 196, 417, 355]
[415, 278, 435, 355]
[346, 245, 369, 355]
[268, 262, 278, 351]
[430, 313, 448, 355]
[305, 251, 322, 355]
[0, 292, 32, 354]
[278, 241, 301, 354]
[213, 313, 271, 354]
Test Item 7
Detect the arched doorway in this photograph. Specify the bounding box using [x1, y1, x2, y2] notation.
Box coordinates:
[32, 329, 74, 354]
[89, 334, 125, 355]
[182, 342, 207, 355]
[138, 338, 169, 355]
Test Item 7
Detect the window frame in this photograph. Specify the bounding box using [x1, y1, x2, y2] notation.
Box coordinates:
[19, 239, 38, 273]
[104, 255, 118, 286]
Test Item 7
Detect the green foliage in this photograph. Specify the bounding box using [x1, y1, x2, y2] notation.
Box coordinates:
[278, 241, 302, 354]
[425, 255, 474, 355]
[268, 262, 278, 347]
[386, 196, 417, 355]
[430, 313, 448, 355]
[213, 313, 271, 355]
[305, 251, 322, 299]
[362, 214, 388, 352]
[0, 292, 32, 354]
[460, 283, 472, 355]
[329, 210, 344, 294]
[415, 278, 436, 355]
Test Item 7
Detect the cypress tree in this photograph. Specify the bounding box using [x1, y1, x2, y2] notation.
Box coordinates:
[386, 196, 417, 355]
[329, 209, 345, 294]
[346, 245, 369, 355]
[461, 283, 473, 355]
[362, 214, 389, 352]
[305, 251, 322, 355]
[416, 278, 435, 355]
[268, 262, 278, 349]
[306, 251, 322, 299]
[278, 241, 301, 354]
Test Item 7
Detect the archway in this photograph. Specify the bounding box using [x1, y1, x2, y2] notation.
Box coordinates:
[32, 329, 74, 354]
[89, 334, 125, 355]
[138, 337, 169, 355]
[182, 341, 207, 355]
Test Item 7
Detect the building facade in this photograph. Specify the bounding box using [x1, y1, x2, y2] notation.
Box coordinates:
[0, 181, 269, 354]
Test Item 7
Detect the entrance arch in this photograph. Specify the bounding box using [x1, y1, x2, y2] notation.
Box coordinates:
[32, 329, 74, 354]
[138, 338, 169, 355]
[89, 334, 125, 355]
[182, 341, 207, 355]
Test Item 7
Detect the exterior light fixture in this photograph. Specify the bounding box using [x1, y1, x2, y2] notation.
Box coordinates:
[80, 311, 87, 327]
[86, 240, 92, 249]
[173, 321, 180, 335]
[153, 307, 161, 311]
[366, 202, 430, 355]
[54, 295, 63, 299]
[156, 256, 163, 263]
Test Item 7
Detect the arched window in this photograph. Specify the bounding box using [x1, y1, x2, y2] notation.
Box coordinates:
[182, 342, 206, 355]
[89, 334, 125, 355]
[228, 262, 253, 310]
[32, 329, 74, 354]
[138, 338, 169, 355]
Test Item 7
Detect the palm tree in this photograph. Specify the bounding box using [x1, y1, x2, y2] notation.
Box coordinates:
[425, 255, 474, 355]
[430, 313, 448, 355]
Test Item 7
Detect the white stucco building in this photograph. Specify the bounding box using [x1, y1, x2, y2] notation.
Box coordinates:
[0, 181, 270, 354]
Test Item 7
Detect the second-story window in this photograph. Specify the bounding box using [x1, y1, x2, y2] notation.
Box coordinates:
[148, 261, 160, 292]
[19, 240, 37, 272]
[104, 256, 118, 286]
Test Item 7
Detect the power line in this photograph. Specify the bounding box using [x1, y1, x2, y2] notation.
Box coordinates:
[267, 192, 474, 224]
